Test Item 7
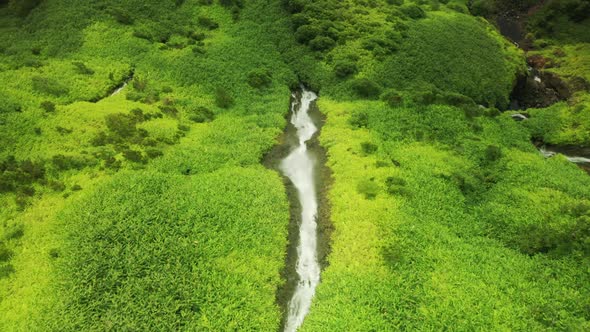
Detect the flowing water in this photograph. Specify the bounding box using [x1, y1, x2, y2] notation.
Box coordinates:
[281, 88, 321, 332]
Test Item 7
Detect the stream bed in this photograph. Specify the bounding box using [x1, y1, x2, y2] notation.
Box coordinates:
[263, 87, 332, 332]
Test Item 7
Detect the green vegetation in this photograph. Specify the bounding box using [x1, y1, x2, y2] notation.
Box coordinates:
[302, 97, 590, 331]
[1, 0, 589, 330]
[0, 0, 296, 330]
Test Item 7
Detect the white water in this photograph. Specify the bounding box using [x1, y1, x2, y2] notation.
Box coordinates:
[281, 88, 320, 332]
[110, 82, 127, 96]
[539, 146, 590, 164]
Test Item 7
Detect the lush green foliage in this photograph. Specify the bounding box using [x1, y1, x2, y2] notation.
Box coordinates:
[1, 0, 589, 330]
[302, 97, 590, 330]
[0, 0, 296, 330]
[46, 168, 288, 330]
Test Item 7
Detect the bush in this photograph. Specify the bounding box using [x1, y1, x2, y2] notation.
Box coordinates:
[159, 105, 179, 117]
[349, 111, 369, 129]
[295, 25, 320, 44]
[334, 60, 358, 78]
[190, 106, 215, 123]
[32, 77, 69, 96]
[0, 264, 15, 279]
[146, 148, 164, 159]
[48, 180, 66, 192]
[484, 145, 502, 163]
[381, 90, 403, 107]
[385, 176, 410, 196]
[215, 87, 234, 108]
[40, 100, 56, 113]
[198, 16, 219, 30]
[123, 149, 145, 163]
[246, 69, 272, 89]
[0, 245, 13, 262]
[361, 142, 378, 154]
[110, 8, 133, 25]
[309, 36, 336, 51]
[401, 4, 426, 19]
[52, 154, 89, 171]
[72, 61, 94, 75]
[357, 179, 380, 199]
[351, 78, 382, 99]
[13, 0, 41, 17]
[105, 113, 137, 138]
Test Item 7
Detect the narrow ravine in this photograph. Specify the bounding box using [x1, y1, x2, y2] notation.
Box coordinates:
[280, 88, 321, 332]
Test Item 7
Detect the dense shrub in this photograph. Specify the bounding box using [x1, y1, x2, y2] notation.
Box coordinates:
[381, 90, 403, 107]
[401, 4, 426, 19]
[105, 113, 137, 138]
[361, 142, 378, 154]
[190, 106, 215, 123]
[351, 78, 382, 99]
[246, 69, 272, 89]
[215, 87, 234, 108]
[295, 25, 320, 44]
[198, 16, 219, 30]
[348, 111, 369, 129]
[32, 77, 69, 96]
[334, 60, 357, 78]
[40, 100, 56, 113]
[309, 36, 336, 51]
[357, 179, 380, 199]
[0, 245, 13, 262]
[110, 8, 133, 25]
[72, 61, 94, 75]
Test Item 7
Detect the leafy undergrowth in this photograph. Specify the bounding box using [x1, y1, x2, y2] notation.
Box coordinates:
[302, 98, 590, 330]
[0, 0, 296, 330]
[282, 0, 524, 108]
[43, 168, 288, 331]
[526, 93, 590, 146]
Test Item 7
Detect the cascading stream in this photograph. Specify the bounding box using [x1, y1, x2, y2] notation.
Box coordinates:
[281, 88, 321, 332]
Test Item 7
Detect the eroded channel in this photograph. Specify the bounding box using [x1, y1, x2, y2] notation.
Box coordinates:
[263, 87, 332, 332]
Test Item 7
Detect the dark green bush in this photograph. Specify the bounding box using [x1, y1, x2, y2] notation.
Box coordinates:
[110, 8, 133, 25]
[13, 0, 41, 17]
[51, 154, 90, 171]
[48, 180, 66, 192]
[55, 126, 73, 135]
[215, 87, 234, 108]
[71, 184, 82, 191]
[381, 90, 403, 107]
[400, 4, 426, 19]
[385, 176, 410, 196]
[246, 69, 272, 89]
[357, 179, 380, 199]
[190, 106, 215, 123]
[309, 36, 336, 51]
[349, 111, 369, 129]
[295, 25, 320, 44]
[105, 113, 137, 138]
[159, 105, 179, 117]
[351, 78, 382, 99]
[484, 145, 502, 163]
[4, 224, 24, 240]
[123, 149, 145, 163]
[40, 100, 55, 113]
[361, 142, 378, 154]
[72, 61, 94, 75]
[32, 77, 69, 96]
[0, 264, 15, 279]
[334, 60, 358, 78]
[198, 16, 219, 30]
[146, 148, 164, 159]
[0, 245, 13, 262]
